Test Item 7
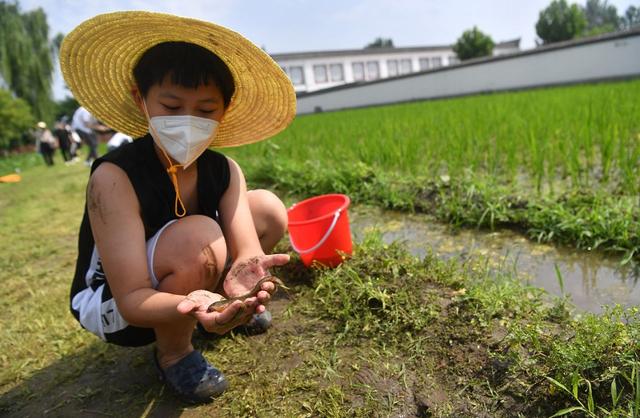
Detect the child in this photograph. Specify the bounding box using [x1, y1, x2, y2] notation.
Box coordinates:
[59, 11, 296, 403]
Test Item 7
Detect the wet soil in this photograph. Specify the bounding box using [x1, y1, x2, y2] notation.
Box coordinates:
[0, 264, 556, 418]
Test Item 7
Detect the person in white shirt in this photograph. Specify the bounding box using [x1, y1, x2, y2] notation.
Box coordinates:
[107, 132, 133, 152]
[71, 106, 98, 165]
[93, 122, 133, 152]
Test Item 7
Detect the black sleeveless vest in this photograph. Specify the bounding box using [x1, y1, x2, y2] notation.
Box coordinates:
[70, 134, 230, 329]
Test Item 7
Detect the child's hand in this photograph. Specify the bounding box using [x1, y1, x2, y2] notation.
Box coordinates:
[177, 289, 258, 334]
[223, 254, 289, 307]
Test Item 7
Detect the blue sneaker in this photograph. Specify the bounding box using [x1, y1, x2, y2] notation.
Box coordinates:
[154, 349, 228, 404]
[249, 310, 273, 331]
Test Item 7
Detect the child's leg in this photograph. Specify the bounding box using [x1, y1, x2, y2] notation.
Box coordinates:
[150, 215, 228, 369]
[247, 189, 288, 253]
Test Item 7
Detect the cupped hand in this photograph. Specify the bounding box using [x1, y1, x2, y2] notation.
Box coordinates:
[176, 289, 259, 334]
[223, 254, 289, 304]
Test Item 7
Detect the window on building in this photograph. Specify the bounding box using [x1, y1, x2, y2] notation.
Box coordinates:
[387, 59, 398, 77]
[313, 64, 328, 83]
[367, 61, 380, 80]
[432, 57, 442, 68]
[352, 62, 365, 81]
[448, 55, 459, 65]
[419, 58, 430, 71]
[288, 66, 305, 86]
[399, 59, 412, 75]
[329, 63, 344, 82]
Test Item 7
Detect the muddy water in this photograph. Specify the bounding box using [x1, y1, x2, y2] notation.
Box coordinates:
[349, 206, 640, 314]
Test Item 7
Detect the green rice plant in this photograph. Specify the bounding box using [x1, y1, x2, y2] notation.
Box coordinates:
[229, 79, 640, 195]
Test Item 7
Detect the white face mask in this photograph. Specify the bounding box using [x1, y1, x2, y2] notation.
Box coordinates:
[148, 114, 218, 168]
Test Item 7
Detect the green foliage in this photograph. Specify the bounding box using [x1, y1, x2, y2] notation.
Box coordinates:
[582, 0, 622, 35]
[0, 89, 35, 151]
[310, 234, 446, 339]
[527, 193, 640, 262]
[453, 26, 495, 61]
[0, 1, 55, 121]
[621, 5, 640, 29]
[509, 306, 640, 416]
[536, 0, 588, 44]
[364, 37, 394, 49]
[51, 32, 64, 53]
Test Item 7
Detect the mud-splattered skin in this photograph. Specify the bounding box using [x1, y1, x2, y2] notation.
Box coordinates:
[208, 275, 286, 313]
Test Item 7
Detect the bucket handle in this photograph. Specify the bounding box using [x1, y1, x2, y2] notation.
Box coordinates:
[290, 210, 342, 255]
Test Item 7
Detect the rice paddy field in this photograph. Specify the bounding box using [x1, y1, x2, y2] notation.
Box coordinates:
[234, 79, 639, 191]
[227, 79, 640, 261]
[2, 79, 640, 417]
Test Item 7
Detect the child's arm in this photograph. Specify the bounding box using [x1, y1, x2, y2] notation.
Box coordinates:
[86, 162, 247, 331]
[218, 157, 289, 299]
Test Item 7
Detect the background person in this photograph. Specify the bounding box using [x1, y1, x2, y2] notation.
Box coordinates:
[69, 129, 82, 160]
[93, 122, 133, 153]
[53, 120, 73, 162]
[71, 106, 98, 165]
[34, 121, 57, 166]
[106, 131, 133, 152]
[60, 115, 81, 161]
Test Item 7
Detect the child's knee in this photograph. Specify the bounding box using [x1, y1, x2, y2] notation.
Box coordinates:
[155, 215, 227, 292]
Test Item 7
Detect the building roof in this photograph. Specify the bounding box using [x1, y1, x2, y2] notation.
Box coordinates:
[270, 39, 521, 61]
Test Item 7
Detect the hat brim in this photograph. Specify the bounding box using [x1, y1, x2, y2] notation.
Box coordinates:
[59, 11, 296, 148]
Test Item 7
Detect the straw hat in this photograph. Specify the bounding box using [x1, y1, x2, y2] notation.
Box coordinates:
[59, 11, 296, 148]
[36, 121, 46, 129]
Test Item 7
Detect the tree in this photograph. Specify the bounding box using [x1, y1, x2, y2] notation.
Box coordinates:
[453, 27, 495, 61]
[582, 0, 622, 36]
[0, 2, 56, 122]
[365, 37, 394, 49]
[536, 0, 587, 44]
[0, 89, 35, 151]
[52, 32, 64, 52]
[621, 5, 640, 29]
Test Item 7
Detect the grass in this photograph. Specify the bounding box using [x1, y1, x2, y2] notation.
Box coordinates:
[2, 150, 640, 416]
[227, 79, 640, 194]
[0, 151, 45, 176]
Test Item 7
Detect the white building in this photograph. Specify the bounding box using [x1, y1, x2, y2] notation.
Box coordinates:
[293, 28, 640, 115]
[272, 39, 521, 93]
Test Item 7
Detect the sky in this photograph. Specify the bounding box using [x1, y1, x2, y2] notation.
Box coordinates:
[18, 0, 638, 99]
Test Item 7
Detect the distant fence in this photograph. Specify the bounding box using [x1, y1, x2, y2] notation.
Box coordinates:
[296, 28, 640, 115]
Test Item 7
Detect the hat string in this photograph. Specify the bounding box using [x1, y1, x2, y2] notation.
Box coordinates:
[159, 146, 187, 218]
[141, 98, 187, 218]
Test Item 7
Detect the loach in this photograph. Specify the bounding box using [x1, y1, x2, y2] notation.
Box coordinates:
[207, 275, 287, 313]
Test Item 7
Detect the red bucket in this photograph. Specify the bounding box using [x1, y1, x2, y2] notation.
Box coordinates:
[287, 194, 352, 267]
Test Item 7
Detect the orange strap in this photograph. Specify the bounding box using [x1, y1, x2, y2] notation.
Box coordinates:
[158, 145, 187, 218]
[141, 98, 186, 218]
